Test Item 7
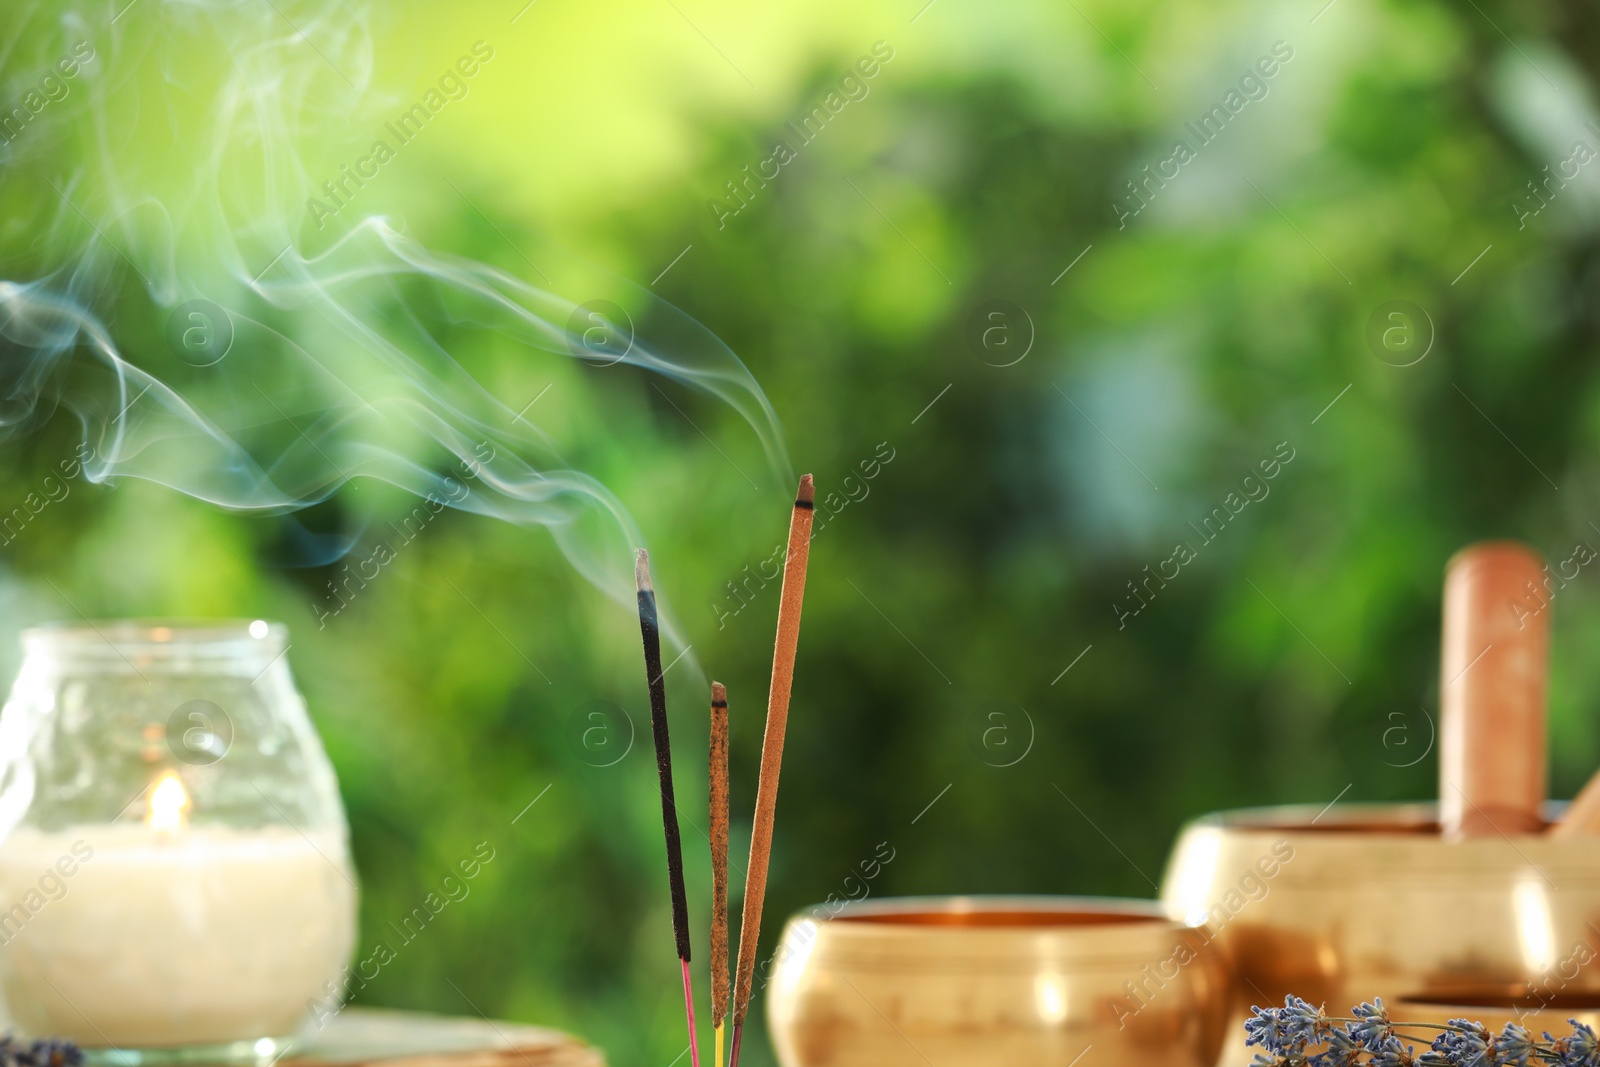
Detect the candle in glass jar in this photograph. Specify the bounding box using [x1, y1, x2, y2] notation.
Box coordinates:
[0, 773, 355, 1047]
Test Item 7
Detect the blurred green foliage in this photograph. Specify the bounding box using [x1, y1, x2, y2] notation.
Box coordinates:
[5, 0, 1600, 1064]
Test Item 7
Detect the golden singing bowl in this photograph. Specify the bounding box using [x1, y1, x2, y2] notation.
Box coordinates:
[1388, 992, 1600, 1050]
[1160, 803, 1600, 1067]
[765, 896, 1231, 1067]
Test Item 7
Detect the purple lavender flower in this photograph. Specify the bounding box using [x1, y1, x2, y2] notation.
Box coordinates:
[1432, 1019, 1491, 1067]
[1247, 1006, 1293, 1053]
[1247, 995, 1327, 1056]
[1253, 1056, 1294, 1067]
[1352, 999, 1396, 1052]
[0, 1037, 84, 1067]
[1245, 1004, 1287, 1053]
[1282, 997, 1325, 1049]
[1368, 1036, 1418, 1067]
[1492, 1023, 1535, 1067]
[1243, 996, 1600, 1067]
[1311, 1023, 1365, 1067]
[26, 1042, 82, 1067]
[1546, 1021, 1600, 1067]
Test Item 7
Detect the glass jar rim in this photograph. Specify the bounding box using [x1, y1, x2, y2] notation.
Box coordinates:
[21, 618, 289, 657]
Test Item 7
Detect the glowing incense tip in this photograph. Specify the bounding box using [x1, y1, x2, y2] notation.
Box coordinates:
[635, 547, 654, 592]
[795, 472, 814, 508]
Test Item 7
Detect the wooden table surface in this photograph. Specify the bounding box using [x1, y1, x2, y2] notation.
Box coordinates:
[283, 1008, 604, 1067]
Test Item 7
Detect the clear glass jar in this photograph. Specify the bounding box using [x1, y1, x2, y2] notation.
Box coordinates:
[0, 620, 356, 1056]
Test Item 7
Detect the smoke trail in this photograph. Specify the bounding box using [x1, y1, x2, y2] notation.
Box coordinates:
[0, 0, 788, 630]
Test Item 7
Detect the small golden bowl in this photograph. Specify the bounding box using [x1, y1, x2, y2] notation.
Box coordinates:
[1161, 803, 1600, 1066]
[764, 896, 1231, 1067]
[1390, 991, 1600, 1048]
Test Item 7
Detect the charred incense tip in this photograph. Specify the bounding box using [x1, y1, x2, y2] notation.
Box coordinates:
[795, 473, 815, 509]
[711, 681, 727, 707]
[634, 548, 654, 593]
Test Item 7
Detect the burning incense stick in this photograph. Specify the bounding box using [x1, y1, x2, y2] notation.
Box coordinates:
[709, 682, 731, 1067]
[635, 549, 700, 1067]
[729, 474, 815, 1067]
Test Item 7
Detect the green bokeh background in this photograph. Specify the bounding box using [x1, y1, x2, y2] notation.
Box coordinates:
[5, 0, 1600, 1063]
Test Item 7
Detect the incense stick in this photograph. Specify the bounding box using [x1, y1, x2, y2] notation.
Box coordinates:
[635, 549, 700, 1067]
[709, 682, 731, 1067]
[729, 474, 815, 1067]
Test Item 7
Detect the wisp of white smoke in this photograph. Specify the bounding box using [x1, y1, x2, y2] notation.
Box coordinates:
[0, 0, 789, 635]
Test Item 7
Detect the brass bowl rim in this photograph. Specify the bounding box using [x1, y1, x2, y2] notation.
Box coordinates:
[789, 894, 1194, 930]
[778, 896, 1214, 971]
[1394, 991, 1600, 1012]
[1185, 801, 1575, 839]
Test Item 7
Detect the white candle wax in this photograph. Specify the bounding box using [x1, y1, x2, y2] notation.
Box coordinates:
[0, 823, 356, 1047]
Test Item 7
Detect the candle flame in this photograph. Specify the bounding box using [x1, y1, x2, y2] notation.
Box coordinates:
[148, 772, 190, 832]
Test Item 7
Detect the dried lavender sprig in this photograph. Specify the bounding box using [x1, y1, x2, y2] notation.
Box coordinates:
[1547, 1020, 1600, 1067]
[1247, 995, 1331, 1056]
[1246, 998, 1600, 1067]
[0, 1037, 84, 1067]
